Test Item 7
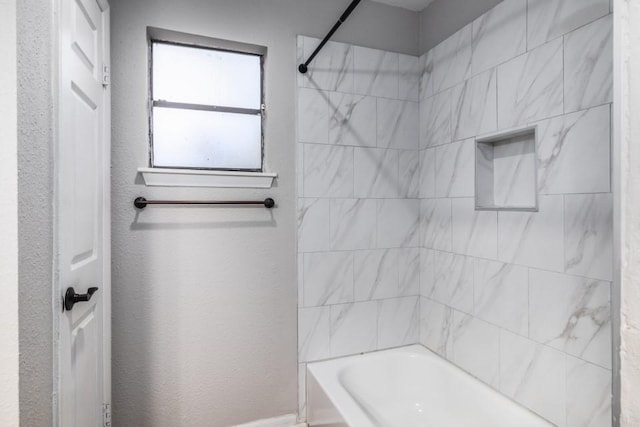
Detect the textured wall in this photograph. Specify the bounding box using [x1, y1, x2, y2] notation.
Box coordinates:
[296, 35, 421, 418]
[418, 0, 613, 425]
[0, 0, 19, 425]
[109, 1, 418, 425]
[17, 0, 55, 425]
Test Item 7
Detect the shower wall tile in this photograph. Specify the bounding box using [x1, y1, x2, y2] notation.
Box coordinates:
[330, 301, 378, 357]
[529, 269, 611, 369]
[497, 195, 564, 272]
[300, 36, 354, 93]
[564, 15, 613, 113]
[420, 199, 452, 252]
[303, 144, 353, 198]
[527, 0, 610, 50]
[398, 248, 420, 296]
[473, 259, 528, 336]
[399, 54, 420, 102]
[330, 198, 376, 251]
[536, 105, 611, 195]
[354, 249, 399, 301]
[435, 139, 474, 198]
[302, 251, 353, 307]
[399, 151, 420, 198]
[298, 364, 306, 420]
[298, 88, 329, 144]
[452, 69, 497, 140]
[497, 38, 563, 128]
[298, 198, 330, 253]
[378, 296, 419, 348]
[452, 312, 500, 387]
[354, 47, 399, 99]
[420, 89, 452, 149]
[564, 193, 613, 281]
[420, 297, 454, 359]
[418, 148, 436, 198]
[298, 306, 331, 362]
[354, 148, 399, 198]
[499, 330, 566, 426]
[471, 0, 527, 75]
[328, 92, 377, 147]
[377, 99, 419, 150]
[451, 198, 498, 259]
[376, 199, 420, 248]
[431, 24, 472, 93]
[419, 50, 434, 101]
[565, 356, 612, 427]
[431, 251, 474, 314]
[420, 249, 435, 297]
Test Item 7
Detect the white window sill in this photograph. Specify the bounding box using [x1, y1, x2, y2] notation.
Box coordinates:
[138, 167, 277, 188]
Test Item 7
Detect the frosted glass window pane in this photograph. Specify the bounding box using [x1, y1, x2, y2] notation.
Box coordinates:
[152, 42, 261, 109]
[152, 107, 262, 170]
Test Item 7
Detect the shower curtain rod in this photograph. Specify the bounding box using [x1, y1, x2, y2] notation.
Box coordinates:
[298, 0, 362, 74]
[134, 197, 276, 209]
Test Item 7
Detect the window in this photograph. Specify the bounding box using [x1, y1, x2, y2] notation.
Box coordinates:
[149, 28, 265, 171]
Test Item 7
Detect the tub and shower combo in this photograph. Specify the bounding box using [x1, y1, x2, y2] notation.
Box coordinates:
[306, 345, 553, 427]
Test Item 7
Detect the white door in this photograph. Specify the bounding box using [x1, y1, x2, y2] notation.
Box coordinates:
[57, 0, 110, 426]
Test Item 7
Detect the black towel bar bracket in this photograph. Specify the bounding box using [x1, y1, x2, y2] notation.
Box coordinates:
[134, 197, 275, 209]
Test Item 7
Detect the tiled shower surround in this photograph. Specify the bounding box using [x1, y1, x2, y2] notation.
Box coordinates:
[296, 0, 613, 425]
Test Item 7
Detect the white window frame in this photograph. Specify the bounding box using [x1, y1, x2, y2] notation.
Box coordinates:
[147, 27, 267, 172]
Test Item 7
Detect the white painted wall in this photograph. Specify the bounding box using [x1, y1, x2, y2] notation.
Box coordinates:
[617, 0, 640, 424]
[0, 0, 19, 425]
[109, 1, 418, 425]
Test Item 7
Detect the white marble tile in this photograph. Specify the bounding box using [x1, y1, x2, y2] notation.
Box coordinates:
[398, 248, 420, 296]
[328, 92, 377, 147]
[475, 142, 495, 205]
[298, 306, 331, 362]
[527, 0, 610, 50]
[377, 99, 419, 150]
[297, 143, 304, 197]
[297, 198, 330, 253]
[420, 249, 435, 297]
[499, 330, 566, 426]
[399, 150, 420, 198]
[451, 198, 498, 258]
[529, 269, 611, 368]
[354, 46, 399, 99]
[330, 301, 378, 357]
[354, 249, 399, 301]
[419, 50, 434, 101]
[420, 89, 452, 149]
[378, 296, 419, 348]
[564, 15, 613, 113]
[498, 195, 564, 272]
[565, 193, 613, 281]
[376, 199, 420, 248]
[419, 148, 436, 198]
[330, 199, 376, 251]
[420, 297, 454, 359]
[303, 143, 353, 198]
[453, 311, 500, 387]
[301, 36, 354, 93]
[473, 258, 528, 336]
[399, 54, 420, 102]
[471, 0, 527, 74]
[298, 87, 329, 144]
[566, 356, 612, 427]
[537, 105, 611, 195]
[354, 148, 399, 198]
[298, 364, 307, 421]
[298, 254, 304, 308]
[491, 133, 537, 208]
[297, 36, 305, 89]
[303, 251, 353, 307]
[431, 251, 474, 314]
[452, 69, 497, 140]
[420, 199, 452, 252]
[497, 39, 563, 129]
[435, 139, 474, 198]
[431, 24, 472, 93]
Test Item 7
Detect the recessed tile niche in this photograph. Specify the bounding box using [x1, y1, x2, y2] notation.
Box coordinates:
[475, 126, 538, 211]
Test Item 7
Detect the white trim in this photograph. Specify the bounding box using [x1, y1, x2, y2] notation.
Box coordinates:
[233, 414, 305, 427]
[138, 167, 277, 188]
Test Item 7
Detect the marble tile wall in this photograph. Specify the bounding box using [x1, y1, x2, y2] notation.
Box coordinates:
[418, 0, 613, 426]
[296, 35, 421, 419]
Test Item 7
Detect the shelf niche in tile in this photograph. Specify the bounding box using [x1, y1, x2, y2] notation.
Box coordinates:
[475, 126, 538, 211]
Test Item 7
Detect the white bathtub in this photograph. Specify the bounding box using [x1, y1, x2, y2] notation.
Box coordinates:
[306, 345, 554, 427]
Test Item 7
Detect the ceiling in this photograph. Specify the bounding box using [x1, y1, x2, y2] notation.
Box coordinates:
[370, 0, 436, 12]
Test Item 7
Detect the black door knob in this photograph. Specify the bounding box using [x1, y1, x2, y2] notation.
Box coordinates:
[64, 287, 99, 311]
